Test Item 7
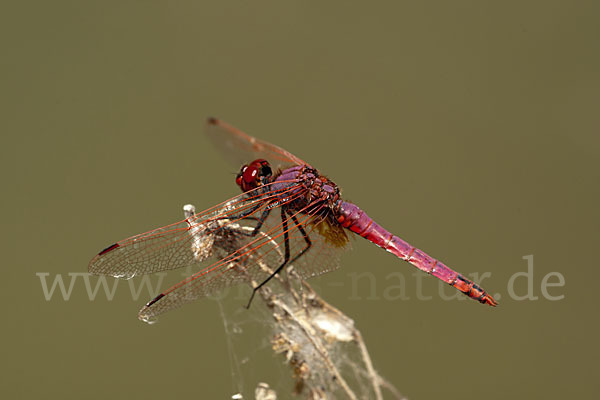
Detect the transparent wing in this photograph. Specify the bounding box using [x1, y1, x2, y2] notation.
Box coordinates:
[88, 183, 296, 279]
[205, 117, 310, 170]
[136, 199, 351, 322]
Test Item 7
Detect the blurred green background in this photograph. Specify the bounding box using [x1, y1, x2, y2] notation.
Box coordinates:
[2, 1, 599, 399]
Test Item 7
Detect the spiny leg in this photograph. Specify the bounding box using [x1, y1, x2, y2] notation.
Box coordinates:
[288, 213, 311, 264]
[216, 200, 264, 221]
[245, 209, 313, 308]
[217, 203, 272, 237]
[248, 207, 271, 236]
[245, 207, 291, 309]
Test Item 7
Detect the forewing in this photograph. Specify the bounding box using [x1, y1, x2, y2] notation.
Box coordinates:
[137, 200, 351, 321]
[88, 189, 283, 279]
[205, 118, 310, 170]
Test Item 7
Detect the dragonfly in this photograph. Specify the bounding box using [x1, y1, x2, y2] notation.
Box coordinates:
[89, 118, 497, 322]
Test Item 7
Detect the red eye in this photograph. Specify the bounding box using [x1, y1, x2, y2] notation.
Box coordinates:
[243, 165, 258, 183]
[236, 159, 272, 192]
[235, 165, 247, 188]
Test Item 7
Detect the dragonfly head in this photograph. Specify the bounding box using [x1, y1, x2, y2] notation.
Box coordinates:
[236, 159, 272, 192]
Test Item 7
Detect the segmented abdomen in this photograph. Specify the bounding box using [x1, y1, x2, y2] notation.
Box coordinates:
[336, 201, 497, 306]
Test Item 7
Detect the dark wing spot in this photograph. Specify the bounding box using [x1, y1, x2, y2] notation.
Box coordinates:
[145, 293, 165, 307]
[98, 243, 119, 256]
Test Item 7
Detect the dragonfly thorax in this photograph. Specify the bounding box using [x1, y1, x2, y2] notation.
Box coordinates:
[236, 159, 272, 192]
[288, 166, 343, 212]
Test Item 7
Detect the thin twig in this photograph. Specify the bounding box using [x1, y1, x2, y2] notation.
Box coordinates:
[183, 203, 405, 399]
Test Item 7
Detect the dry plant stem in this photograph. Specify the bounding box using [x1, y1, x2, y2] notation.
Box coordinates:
[252, 264, 404, 399]
[298, 281, 384, 400]
[264, 289, 358, 400]
[378, 378, 407, 400]
[247, 247, 354, 397]
[353, 329, 406, 400]
[183, 204, 403, 399]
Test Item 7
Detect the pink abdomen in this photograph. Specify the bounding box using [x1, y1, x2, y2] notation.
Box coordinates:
[336, 201, 497, 306]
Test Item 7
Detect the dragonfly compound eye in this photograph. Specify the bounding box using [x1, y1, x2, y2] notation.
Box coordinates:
[258, 160, 272, 178]
[237, 159, 272, 192]
[236, 165, 247, 188]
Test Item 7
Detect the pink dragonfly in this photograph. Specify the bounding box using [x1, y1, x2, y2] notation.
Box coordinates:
[89, 118, 497, 321]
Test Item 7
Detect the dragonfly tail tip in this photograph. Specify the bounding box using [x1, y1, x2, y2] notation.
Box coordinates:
[485, 295, 499, 307]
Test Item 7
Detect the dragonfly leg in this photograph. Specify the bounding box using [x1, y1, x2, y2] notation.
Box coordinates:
[220, 207, 271, 238]
[287, 213, 311, 264]
[246, 207, 291, 309]
[248, 207, 271, 236]
[245, 209, 312, 308]
[216, 201, 264, 222]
